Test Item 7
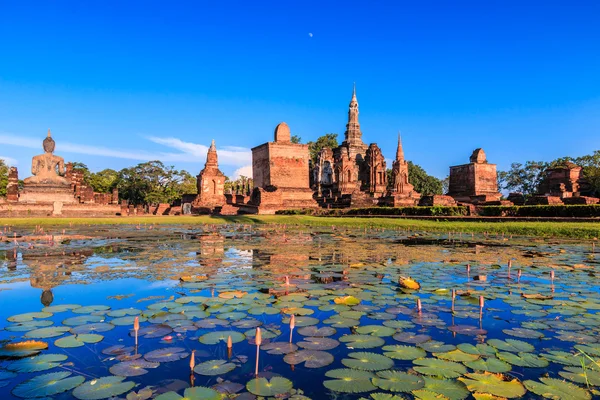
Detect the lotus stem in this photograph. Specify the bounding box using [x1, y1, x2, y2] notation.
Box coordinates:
[255, 327, 262, 376]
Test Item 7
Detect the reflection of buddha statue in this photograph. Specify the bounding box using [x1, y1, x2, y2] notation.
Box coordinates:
[23, 129, 70, 186]
[41, 289, 54, 307]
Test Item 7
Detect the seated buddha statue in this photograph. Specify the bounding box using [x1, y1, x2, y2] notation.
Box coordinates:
[23, 129, 71, 186]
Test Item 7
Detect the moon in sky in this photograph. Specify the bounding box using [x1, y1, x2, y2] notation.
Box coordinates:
[308, 33, 313, 38]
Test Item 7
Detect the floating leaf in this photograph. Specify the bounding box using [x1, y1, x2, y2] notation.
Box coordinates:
[393, 332, 431, 344]
[109, 359, 159, 377]
[487, 339, 534, 353]
[8, 312, 52, 323]
[297, 337, 340, 350]
[12, 371, 84, 398]
[284, 350, 334, 368]
[413, 358, 467, 378]
[372, 370, 424, 392]
[0, 340, 48, 358]
[340, 334, 385, 349]
[24, 326, 70, 339]
[71, 323, 115, 334]
[246, 377, 293, 397]
[73, 376, 135, 400]
[341, 352, 394, 371]
[382, 345, 426, 360]
[199, 331, 245, 345]
[497, 351, 549, 368]
[323, 368, 377, 393]
[464, 357, 512, 373]
[261, 342, 298, 355]
[334, 295, 361, 305]
[458, 373, 526, 398]
[8, 354, 67, 372]
[419, 341, 456, 353]
[355, 325, 396, 337]
[457, 343, 496, 356]
[559, 367, 600, 386]
[193, 359, 236, 375]
[524, 377, 591, 400]
[297, 326, 336, 337]
[434, 349, 480, 362]
[55, 334, 104, 348]
[144, 347, 189, 362]
[422, 376, 470, 400]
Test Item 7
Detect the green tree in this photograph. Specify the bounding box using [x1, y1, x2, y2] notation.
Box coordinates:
[498, 161, 549, 197]
[291, 135, 302, 144]
[0, 159, 8, 197]
[118, 161, 193, 205]
[179, 170, 198, 195]
[87, 169, 120, 193]
[408, 162, 443, 195]
[307, 133, 339, 163]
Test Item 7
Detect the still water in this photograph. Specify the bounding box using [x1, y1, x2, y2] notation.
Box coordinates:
[0, 223, 599, 399]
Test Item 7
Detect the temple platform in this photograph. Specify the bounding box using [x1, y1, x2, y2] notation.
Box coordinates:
[18, 185, 77, 204]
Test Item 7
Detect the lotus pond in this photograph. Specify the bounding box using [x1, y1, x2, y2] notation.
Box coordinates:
[0, 223, 599, 400]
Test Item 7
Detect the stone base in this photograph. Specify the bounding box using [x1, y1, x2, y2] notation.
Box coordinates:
[562, 196, 599, 205]
[0, 203, 120, 217]
[382, 193, 421, 207]
[418, 195, 457, 207]
[526, 196, 564, 205]
[248, 187, 318, 214]
[19, 185, 77, 204]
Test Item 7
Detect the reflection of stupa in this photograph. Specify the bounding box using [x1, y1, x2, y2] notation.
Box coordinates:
[198, 234, 225, 267]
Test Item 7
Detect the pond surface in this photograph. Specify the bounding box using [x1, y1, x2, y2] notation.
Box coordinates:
[0, 224, 599, 399]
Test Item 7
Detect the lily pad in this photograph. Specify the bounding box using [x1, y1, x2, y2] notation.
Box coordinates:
[372, 370, 424, 392]
[246, 377, 293, 397]
[12, 371, 85, 398]
[8, 354, 67, 372]
[144, 347, 189, 362]
[297, 337, 340, 350]
[323, 368, 377, 393]
[261, 342, 298, 355]
[524, 377, 591, 400]
[339, 334, 385, 349]
[297, 326, 336, 337]
[72, 376, 135, 400]
[109, 359, 159, 377]
[24, 326, 70, 339]
[458, 372, 526, 398]
[283, 350, 334, 368]
[199, 331, 245, 345]
[487, 339, 535, 353]
[155, 387, 222, 400]
[341, 352, 394, 371]
[355, 325, 396, 337]
[0, 340, 49, 358]
[55, 334, 104, 348]
[497, 351, 549, 368]
[193, 359, 236, 375]
[413, 358, 467, 378]
[382, 345, 426, 360]
[464, 357, 512, 373]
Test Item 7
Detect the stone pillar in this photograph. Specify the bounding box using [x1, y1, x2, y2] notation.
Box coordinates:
[7, 167, 19, 202]
[112, 188, 119, 204]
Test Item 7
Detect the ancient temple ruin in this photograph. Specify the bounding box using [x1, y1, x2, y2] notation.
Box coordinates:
[192, 140, 226, 208]
[529, 162, 598, 205]
[383, 134, 421, 206]
[448, 148, 501, 204]
[248, 122, 318, 213]
[1, 130, 120, 217]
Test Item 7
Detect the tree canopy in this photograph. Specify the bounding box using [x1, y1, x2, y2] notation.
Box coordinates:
[0, 159, 8, 197]
[307, 133, 339, 163]
[407, 162, 443, 195]
[290, 135, 302, 144]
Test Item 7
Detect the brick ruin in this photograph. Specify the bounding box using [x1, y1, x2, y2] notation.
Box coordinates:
[1, 130, 120, 217]
[383, 135, 421, 206]
[528, 162, 598, 205]
[247, 122, 317, 214]
[448, 148, 502, 204]
[192, 140, 226, 208]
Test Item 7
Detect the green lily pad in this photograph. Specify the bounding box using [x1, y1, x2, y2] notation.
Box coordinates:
[42, 304, 81, 313]
[559, 367, 600, 386]
[193, 359, 236, 375]
[487, 339, 535, 353]
[8, 354, 67, 372]
[418, 341, 456, 353]
[355, 325, 396, 337]
[144, 347, 189, 362]
[55, 334, 104, 348]
[246, 377, 293, 397]
[261, 342, 298, 354]
[497, 351, 549, 368]
[8, 312, 52, 323]
[422, 376, 470, 400]
[155, 387, 222, 400]
[297, 337, 340, 350]
[71, 323, 115, 334]
[12, 371, 85, 398]
[5, 320, 54, 332]
[109, 359, 159, 377]
[464, 357, 512, 373]
[413, 358, 467, 378]
[297, 326, 337, 337]
[457, 343, 496, 356]
[372, 370, 424, 392]
[434, 349, 480, 362]
[458, 372, 526, 398]
[24, 326, 70, 339]
[283, 350, 334, 368]
[382, 345, 426, 360]
[339, 334, 385, 349]
[341, 352, 394, 371]
[199, 331, 245, 345]
[73, 376, 135, 400]
[524, 377, 591, 400]
[62, 315, 104, 326]
[72, 305, 110, 314]
[323, 368, 377, 393]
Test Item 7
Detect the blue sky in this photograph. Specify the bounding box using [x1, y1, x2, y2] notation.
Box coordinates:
[1, 1, 599, 180]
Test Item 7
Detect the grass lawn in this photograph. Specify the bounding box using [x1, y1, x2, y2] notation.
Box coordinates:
[0, 215, 599, 239]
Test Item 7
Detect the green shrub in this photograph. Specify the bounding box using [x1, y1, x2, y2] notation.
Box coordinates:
[479, 205, 600, 218]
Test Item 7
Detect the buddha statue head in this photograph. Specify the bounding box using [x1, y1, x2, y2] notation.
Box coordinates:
[43, 129, 56, 154]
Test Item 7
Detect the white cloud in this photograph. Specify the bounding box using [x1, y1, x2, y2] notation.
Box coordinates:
[232, 165, 253, 180]
[0, 156, 18, 166]
[0, 133, 252, 168]
[147, 136, 251, 167]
